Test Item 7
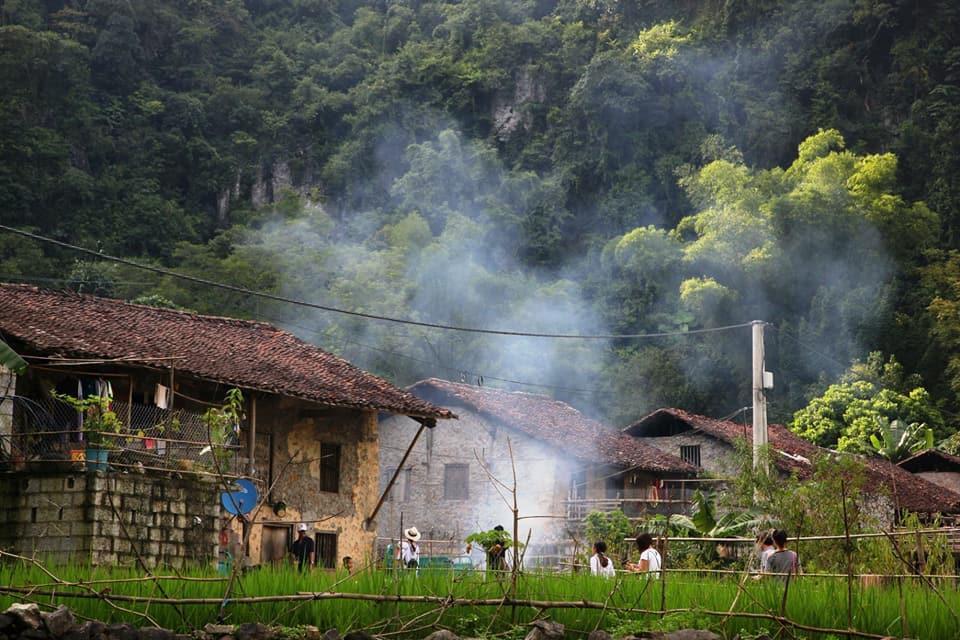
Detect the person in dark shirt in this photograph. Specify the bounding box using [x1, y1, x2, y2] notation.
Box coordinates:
[290, 523, 314, 571]
[487, 525, 508, 572]
[766, 529, 800, 580]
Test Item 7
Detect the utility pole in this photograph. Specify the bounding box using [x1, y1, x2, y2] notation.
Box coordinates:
[752, 320, 770, 473]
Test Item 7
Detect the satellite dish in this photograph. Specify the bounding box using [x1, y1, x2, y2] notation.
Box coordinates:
[221, 478, 259, 515]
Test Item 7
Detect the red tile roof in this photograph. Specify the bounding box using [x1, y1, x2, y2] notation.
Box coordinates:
[409, 378, 695, 474]
[625, 408, 960, 514]
[0, 284, 453, 419]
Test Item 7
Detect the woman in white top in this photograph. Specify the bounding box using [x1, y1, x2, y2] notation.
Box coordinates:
[626, 532, 661, 577]
[590, 541, 616, 577]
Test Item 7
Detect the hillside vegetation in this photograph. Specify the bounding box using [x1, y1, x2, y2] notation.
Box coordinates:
[2, 0, 960, 448]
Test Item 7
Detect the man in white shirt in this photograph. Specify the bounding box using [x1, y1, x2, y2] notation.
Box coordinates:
[398, 527, 421, 568]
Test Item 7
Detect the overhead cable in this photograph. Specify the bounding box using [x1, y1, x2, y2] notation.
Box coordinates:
[0, 224, 754, 340]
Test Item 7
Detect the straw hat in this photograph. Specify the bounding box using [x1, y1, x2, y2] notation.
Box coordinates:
[404, 526, 421, 541]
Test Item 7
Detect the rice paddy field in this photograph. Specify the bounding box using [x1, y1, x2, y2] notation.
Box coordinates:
[1, 563, 958, 640]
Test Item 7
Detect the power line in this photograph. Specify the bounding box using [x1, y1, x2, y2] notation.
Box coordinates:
[0, 224, 754, 340]
[261, 311, 613, 395]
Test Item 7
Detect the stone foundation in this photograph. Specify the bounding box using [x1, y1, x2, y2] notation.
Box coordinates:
[0, 471, 220, 567]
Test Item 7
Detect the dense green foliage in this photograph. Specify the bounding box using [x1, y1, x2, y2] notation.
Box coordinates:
[2, 562, 960, 638]
[2, 0, 960, 441]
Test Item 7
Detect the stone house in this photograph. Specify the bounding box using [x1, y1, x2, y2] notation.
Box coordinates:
[0, 284, 451, 567]
[898, 449, 960, 495]
[378, 379, 696, 563]
[625, 408, 960, 519]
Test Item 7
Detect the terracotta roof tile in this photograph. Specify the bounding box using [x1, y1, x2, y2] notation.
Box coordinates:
[410, 378, 695, 474]
[0, 285, 453, 419]
[625, 408, 960, 514]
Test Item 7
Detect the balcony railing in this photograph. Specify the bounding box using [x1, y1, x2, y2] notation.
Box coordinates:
[0, 395, 242, 477]
[564, 479, 727, 520]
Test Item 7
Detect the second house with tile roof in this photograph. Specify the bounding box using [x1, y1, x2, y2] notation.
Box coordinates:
[377, 378, 697, 566]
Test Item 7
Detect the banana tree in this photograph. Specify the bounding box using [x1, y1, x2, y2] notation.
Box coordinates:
[869, 417, 933, 463]
[0, 338, 26, 375]
[660, 491, 765, 564]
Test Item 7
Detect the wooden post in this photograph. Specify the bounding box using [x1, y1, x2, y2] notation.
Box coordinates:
[247, 392, 257, 477]
[126, 375, 133, 429]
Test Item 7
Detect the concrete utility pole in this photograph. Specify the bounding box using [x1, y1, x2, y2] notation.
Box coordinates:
[751, 320, 771, 473]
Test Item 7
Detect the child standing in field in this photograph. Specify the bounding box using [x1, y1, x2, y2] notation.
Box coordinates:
[626, 532, 661, 578]
[766, 529, 800, 579]
[590, 541, 616, 577]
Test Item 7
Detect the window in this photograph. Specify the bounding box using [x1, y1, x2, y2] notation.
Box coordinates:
[680, 444, 701, 467]
[320, 443, 341, 493]
[402, 468, 412, 502]
[381, 466, 397, 502]
[443, 463, 469, 500]
[315, 532, 337, 569]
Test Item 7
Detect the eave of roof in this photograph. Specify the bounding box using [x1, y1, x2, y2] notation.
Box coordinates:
[898, 448, 960, 472]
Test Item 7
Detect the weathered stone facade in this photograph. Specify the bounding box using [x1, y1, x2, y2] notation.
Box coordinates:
[638, 433, 737, 477]
[0, 471, 219, 567]
[239, 397, 381, 567]
[377, 413, 664, 557]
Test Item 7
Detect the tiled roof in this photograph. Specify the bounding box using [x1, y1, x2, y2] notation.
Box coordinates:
[0, 284, 453, 419]
[625, 408, 960, 514]
[409, 378, 695, 474]
[898, 448, 960, 473]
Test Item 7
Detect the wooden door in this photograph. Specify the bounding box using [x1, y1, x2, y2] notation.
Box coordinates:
[261, 525, 291, 565]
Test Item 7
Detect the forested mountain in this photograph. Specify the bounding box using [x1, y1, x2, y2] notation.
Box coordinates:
[2, 0, 960, 451]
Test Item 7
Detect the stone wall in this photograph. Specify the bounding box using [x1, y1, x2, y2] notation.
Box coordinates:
[0, 471, 220, 567]
[238, 397, 380, 567]
[378, 412, 579, 552]
[638, 433, 737, 477]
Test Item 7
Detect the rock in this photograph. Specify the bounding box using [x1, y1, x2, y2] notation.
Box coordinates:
[321, 629, 340, 640]
[524, 620, 564, 640]
[62, 622, 92, 640]
[646, 632, 722, 640]
[302, 627, 320, 640]
[105, 622, 138, 640]
[235, 623, 272, 640]
[5, 603, 42, 630]
[140, 629, 176, 640]
[342, 632, 373, 640]
[80, 620, 107, 640]
[424, 631, 459, 640]
[41, 605, 75, 638]
[0, 614, 14, 633]
[587, 632, 612, 640]
[202, 626, 236, 638]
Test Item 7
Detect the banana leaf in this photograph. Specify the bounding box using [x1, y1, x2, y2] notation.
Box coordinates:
[0, 338, 27, 374]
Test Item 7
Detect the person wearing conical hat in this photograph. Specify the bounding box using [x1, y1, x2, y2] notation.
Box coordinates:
[399, 526, 421, 569]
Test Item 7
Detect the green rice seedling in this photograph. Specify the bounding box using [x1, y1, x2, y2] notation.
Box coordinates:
[1, 562, 958, 638]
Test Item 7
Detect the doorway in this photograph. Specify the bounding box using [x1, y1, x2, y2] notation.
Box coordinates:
[261, 524, 291, 565]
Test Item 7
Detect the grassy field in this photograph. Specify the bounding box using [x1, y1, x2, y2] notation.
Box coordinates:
[1, 563, 958, 639]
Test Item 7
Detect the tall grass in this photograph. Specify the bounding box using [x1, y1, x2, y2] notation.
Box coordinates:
[1, 563, 957, 639]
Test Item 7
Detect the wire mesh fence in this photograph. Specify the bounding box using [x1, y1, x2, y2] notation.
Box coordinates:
[0, 394, 241, 476]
